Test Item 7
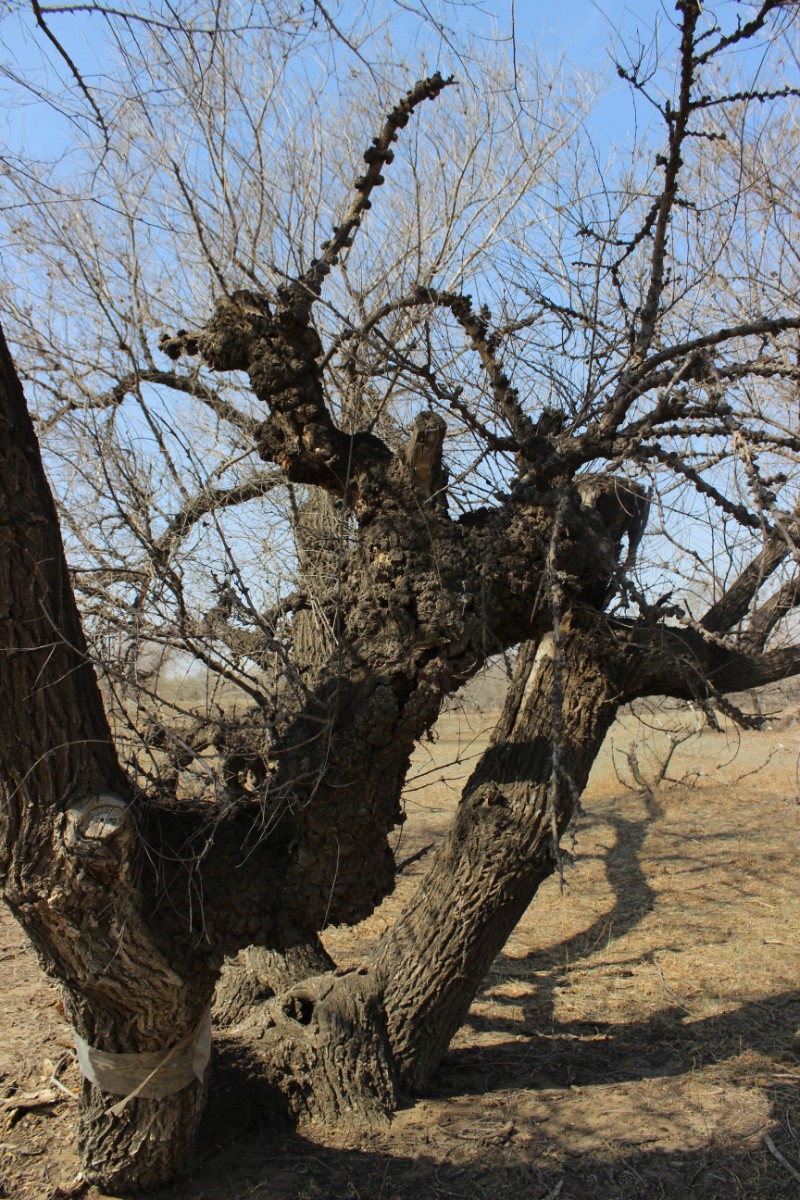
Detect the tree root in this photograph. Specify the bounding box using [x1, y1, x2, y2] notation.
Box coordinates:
[236, 968, 398, 1126]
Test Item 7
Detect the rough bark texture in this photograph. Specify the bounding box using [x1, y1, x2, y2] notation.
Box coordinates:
[374, 611, 620, 1089]
[76, 1080, 209, 1193]
[239, 968, 398, 1125]
[238, 591, 800, 1114]
[239, 611, 621, 1113]
[4, 52, 800, 1187]
[3, 29, 800, 1192]
[0, 324, 216, 1190]
[215, 937, 335, 1026]
[6, 288, 797, 1171]
[231, 459, 621, 948]
[0, 309, 618, 1184]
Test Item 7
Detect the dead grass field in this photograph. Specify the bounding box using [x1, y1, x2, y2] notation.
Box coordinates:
[2, 702, 799, 1199]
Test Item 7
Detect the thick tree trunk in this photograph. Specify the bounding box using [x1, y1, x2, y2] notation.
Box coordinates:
[241, 968, 398, 1125]
[246, 612, 620, 1115]
[0, 323, 216, 1190]
[75, 1080, 209, 1193]
[290, 490, 344, 678]
[374, 612, 619, 1088]
[215, 936, 335, 1026]
[0, 314, 607, 1182]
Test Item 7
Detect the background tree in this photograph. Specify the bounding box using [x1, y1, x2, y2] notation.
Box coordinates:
[1, 0, 800, 1190]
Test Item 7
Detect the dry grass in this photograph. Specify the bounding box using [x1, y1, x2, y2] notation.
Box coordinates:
[2, 703, 799, 1199]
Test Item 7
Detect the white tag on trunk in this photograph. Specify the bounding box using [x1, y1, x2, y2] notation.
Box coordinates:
[73, 1005, 211, 1113]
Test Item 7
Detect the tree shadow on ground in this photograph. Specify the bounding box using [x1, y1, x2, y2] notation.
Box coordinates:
[447, 783, 799, 1088]
[468, 779, 765, 1044]
[156, 788, 800, 1200]
[253, 1130, 800, 1200]
[439, 990, 800, 1092]
[458, 788, 663, 1042]
[164, 988, 800, 1200]
[513, 786, 662, 955]
[159, 997, 800, 1200]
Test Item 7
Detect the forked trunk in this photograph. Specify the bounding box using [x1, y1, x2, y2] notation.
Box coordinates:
[215, 936, 335, 1025]
[248, 613, 619, 1113]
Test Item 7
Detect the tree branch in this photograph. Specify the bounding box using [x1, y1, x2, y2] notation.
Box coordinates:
[694, 0, 788, 66]
[701, 524, 796, 633]
[745, 576, 800, 650]
[40, 368, 259, 437]
[413, 287, 537, 446]
[285, 74, 456, 319]
[153, 470, 283, 560]
[633, 315, 800, 387]
[31, 0, 110, 151]
[634, 443, 762, 530]
[606, 610, 800, 702]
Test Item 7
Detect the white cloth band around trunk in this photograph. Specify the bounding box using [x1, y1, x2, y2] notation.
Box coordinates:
[73, 1005, 211, 1114]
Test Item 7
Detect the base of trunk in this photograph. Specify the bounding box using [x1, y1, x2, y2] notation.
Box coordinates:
[215, 937, 335, 1026]
[78, 1077, 208, 1193]
[241, 968, 398, 1125]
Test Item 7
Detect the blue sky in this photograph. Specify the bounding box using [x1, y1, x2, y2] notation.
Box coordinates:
[1, 1, 795, 613]
[3, 1, 786, 171]
[0, 1, 671, 161]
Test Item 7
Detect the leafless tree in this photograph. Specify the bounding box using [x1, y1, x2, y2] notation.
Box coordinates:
[1, 0, 800, 1190]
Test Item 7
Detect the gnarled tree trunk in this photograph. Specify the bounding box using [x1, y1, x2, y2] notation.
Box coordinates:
[242, 609, 622, 1114]
[0, 323, 219, 1190]
[375, 610, 620, 1088]
[215, 936, 335, 1026]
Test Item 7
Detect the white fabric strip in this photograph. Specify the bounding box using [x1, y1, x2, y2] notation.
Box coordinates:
[73, 1005, 211, 1110]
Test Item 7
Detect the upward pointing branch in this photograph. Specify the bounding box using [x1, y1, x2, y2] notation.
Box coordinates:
[413, 287, 537, 446]
[602, 0, 700, 432]
[283, 73, 455, 320]
[694, 0, 788, 66]
[633, 1, 699, 358]
[700, 514, 799, 635]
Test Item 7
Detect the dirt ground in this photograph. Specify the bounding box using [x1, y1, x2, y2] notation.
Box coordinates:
[2, 701, 800, 1200]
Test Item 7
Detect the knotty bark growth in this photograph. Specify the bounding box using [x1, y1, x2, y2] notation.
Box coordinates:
[2, 4, 800, 1188]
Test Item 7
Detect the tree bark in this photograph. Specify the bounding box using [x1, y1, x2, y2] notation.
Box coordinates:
[0, 314, 622, 1181]
[0, 322, 216, 1190]
[241, 968, 398, 1125]
[374, 610, 620, 1088]
[243, 611, 621, 1113]
[215, 937, 335, 1026]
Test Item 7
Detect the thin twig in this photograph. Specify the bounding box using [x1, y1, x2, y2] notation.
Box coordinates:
[764, 1133, 800, 1185]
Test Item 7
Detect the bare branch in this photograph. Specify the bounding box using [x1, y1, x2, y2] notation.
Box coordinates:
[694, 0, 790, 66]
[287, 73, 456, 317]
[413, 287, 537, 446]
[701, 523, 797, 633]
[746, 576, 800, 649]
[153, 470, 284, 561]
[40, 369, 258, 437]
[31, 0, 111, 151]
[631, 444, 763, 531]
[634, 315, 800, 386]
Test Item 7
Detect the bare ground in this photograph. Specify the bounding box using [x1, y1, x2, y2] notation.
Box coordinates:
[2, 704, 799, 1199]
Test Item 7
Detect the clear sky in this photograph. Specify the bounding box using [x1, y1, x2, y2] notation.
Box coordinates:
[1, 1, 794, 606]
[3, 1, 784, 168]
[0, 1, 671, 162]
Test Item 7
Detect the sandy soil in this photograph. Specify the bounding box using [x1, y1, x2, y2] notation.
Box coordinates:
[2, 703, 799, 1199]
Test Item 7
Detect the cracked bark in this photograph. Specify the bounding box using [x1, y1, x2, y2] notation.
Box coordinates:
[244, 594, 800, 1114]
[242, 611, 621, 1114]
[0, 315, 618, 1180]
[0, 322, 217, 1190]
